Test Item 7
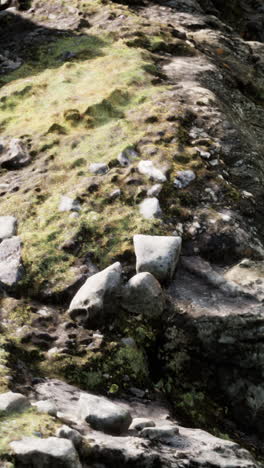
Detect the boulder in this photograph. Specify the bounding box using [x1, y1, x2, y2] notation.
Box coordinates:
[0, 138, 31, 169]
[134, 234, 182, 281]
[78, 393, 132, 434]
[0, 216, 17, 241]
[0, 391, 29, 415]
[10, 437, 82, 468]
[174, 170, 196, 188]
[58, 196, 80, 212]
[0, 236, 23, 288]
[130, 418, 155, 431]
[69, 262, 122, 322]
[56, 425, 82, 448]
[121, 272, 164, 318]
[139, 197, 161, 219]
[138, 160, 167, 183]
[89, 162, 109, 175]
[32, 400, 57, 416]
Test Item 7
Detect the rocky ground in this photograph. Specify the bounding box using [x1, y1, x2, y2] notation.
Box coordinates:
[1, 0, 264, 466]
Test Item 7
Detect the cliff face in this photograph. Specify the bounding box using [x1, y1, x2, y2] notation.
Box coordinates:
[1, 0, 264, 466]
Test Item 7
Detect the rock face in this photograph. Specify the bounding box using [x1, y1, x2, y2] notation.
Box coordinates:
[0, 392, 29, 415]
[78, 393, 132, 434]
[69, 262, 122, 323]
[0, 216, 17, 241]
[10, 437, 82, 468]
[0, 236, 23, 288]
[134, 234, 182, 281]
[0, 138, 31, 169]
[121, 272, 164, 318]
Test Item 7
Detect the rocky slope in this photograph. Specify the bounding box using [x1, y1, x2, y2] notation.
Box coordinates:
[1, 0, 264, 466]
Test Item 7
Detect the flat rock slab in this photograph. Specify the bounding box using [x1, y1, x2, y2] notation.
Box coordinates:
[78, 393, 132, 434]
[134, 234, 182, 282]
[10, 437, 82, 468]
[0, 391, 29, 415]
[0, 216, 17, 240]
[0, 236, 23, 288]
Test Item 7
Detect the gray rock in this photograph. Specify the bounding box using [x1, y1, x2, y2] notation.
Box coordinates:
[130, 418, 155, 431]
[78, 393, 132, 434]
[10, 437, 82, 468]
[58, 196, 80, 212]
[109, 188, 121, 200]
[140, 425, 179, 442]
[174, 169, 196, 188]
[89, 162, 109, 175]
[0, 392, 29, 415]
[118, 147, 138, 166]
[139, 197, 161, 219]
[121, 272, 164, 318]
[134, 234, 182, 281]
[138, 160, 167, 182]
[0, 236, 23, 288]
[32, 400, 57, 416]
[56, 425, 82, 448]
[69, 262, 122, 322]
[0, 138, 31, 169]
[0, 216, 17, 241]
[147, 184, 162, 197]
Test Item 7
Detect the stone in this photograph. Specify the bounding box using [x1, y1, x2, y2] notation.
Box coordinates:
[118, 147, 138, 166]
[109, 188, 121, 200]
[139, 197, 161, 219]
[89, 162, 109, 175]
[69, 262, 122, 322]
[0, 236, 23, 288]
[56, 425, 82, 448]
[0, 138, 31, 169]
[140, 425, 179, 442]
[147, 184, 162, 197]
[134, 234, 182, 281]
[58, 196, 80, 212]
[130, 418, 155, 431]
[0, 216, 17, 241]
[0, 392, 29, 415]
[138, 160, 167, 182]
[10, 437, 82, 468]
[174, 169, 196, 188]
[32, 400, 57, 416]
[121, 272, 164, 318]
[78, 393, 132, 434]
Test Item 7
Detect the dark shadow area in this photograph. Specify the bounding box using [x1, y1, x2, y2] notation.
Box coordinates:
[0, 9, 107, 86]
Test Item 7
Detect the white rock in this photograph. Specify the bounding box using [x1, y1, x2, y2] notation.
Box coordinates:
[0, 391, 29, 415]
[139, 197, 161, 219]
[0, 236, 23, 288]
[58, 196, 80, 212]
[134, 234, 182, 281]
[138, 160, 167, 183]
[69, 262, 122, 321]
[89, 163, 109, 175]
[0, 216, 17, 240]
[174, 170, 196, 188]
[32, 400, 57, 416]
[121, 272, 164, 318]
[147, 184, 162, 197]
[0, 138, 31, 169]
[56, 425, 82, 448]
[10, 437, 82, 468]
[141, 425, 179, 441]
[78, 393, 132, 434]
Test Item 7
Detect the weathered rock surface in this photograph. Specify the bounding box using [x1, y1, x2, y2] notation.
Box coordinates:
[138, 160, 167, 183]
[121, 272, 164, 318]
[58, 196, 80, 212]
[32, 399, 57, 416]
[174, 169, 196, 189]
[0, 392, 29, 415]
[139, 197, 161, 219]
[10, 437, 82, 468]
[89, 162, 109, 175]
[56, 425, 82, 448]
[69, 262, 122, 323]
[0, 236, 23, 288]
[134, 234, 182, 281]
[0, 216, 17, 241]
[78, 392, 132, 434]
[0, 138, 31, 169]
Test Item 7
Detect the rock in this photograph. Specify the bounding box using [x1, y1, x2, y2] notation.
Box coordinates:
[0, 138, 31, 169]
[130, 418, 155, 431]
[147, 184, 162, 197]
[138, 160, 167, 182]
[139, 197, 161, 219]
[121, 272, 164, 318]
[69, 262, 122, 323]
[32, 400, 57, 416]
[0, 236, 23, 288]
[118, 147, 138, 166]
[58, 196, 80, 212]
[89, 162, 109, 175]
[56, 425, 82, 448]
[134, 234, 182, 281]
[109, 188, 121, 200]
[121, 337, 136, 347]
[0, 391, 29, 415]
[0, 216, 17, 241]
[140, 425, 179, 442]
[78, 393, 132, 434]
[10, 437, 82, 468]
[174, 169, 196, 188]
[225, 259, 264, 301]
